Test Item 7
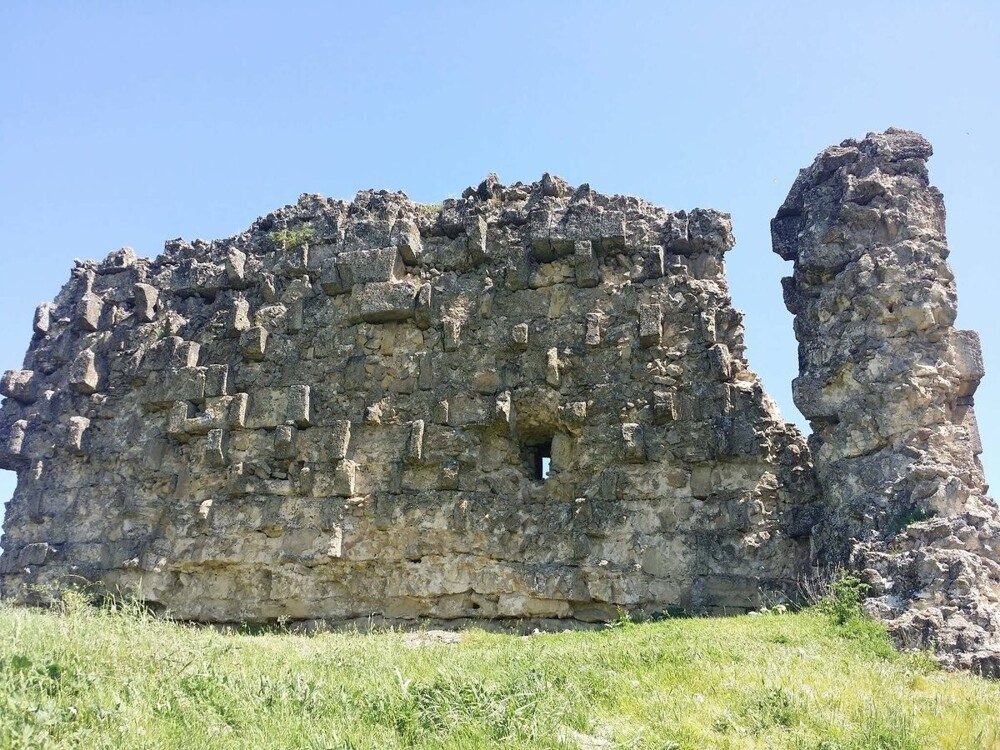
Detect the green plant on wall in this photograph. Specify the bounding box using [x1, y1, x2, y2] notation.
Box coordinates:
[267, 225, 315, 251]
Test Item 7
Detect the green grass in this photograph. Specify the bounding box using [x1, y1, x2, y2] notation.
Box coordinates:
[1, 598, 998, 749]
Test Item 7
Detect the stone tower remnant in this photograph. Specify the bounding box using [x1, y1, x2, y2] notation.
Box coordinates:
[0, 130, 996, 674]
[773, 128, 999, 673]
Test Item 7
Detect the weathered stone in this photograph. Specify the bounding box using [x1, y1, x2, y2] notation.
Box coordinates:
[774, 127, 999, 671]
[76, 293, 103, 332]
[1, 370, 37, 404]
[68, 349, 99, 393]
[240, 326, 268, 361]
[33, 303, 54, 336]
[134, 283, 159, 322]
[227, 298, 251, 337]
[336, 247, 404, 287]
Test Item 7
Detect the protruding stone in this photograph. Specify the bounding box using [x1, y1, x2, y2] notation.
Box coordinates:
[227, 298, 251, 337]
[228, 393, 248, 429]
[392, 219, 423, 264]
[405, 419, 424, 464]
[466, 215, 488, 265]
[134, 283, 159, 322]
[205, 428, 226, 466]
[68, 349, 100, 393]
[1, 370, 37, 404]
[585, 313, 601, 347]
[76, 293, 104, 332]
[443, 318, 461, 352]
[33, 303, 54, 336]
[274, 424, 296, 460]
[638, 304, 662, 347]
[546, 348, 560, 387]
[337, 247, 404, 287]
[652, 390, 677, 424]
[226, 249, 247, 287]
[574, 240, 599, 288]
[334, 460, 358, 497]
[241, 326, 268, 361]
[622, 423, 646, 463]
[331, 419, 351, 460]
[288, 385, 311, 428]
[66, 416, 90, 454]
[205, 365, 229, 398]
[511, 323, 529, 350]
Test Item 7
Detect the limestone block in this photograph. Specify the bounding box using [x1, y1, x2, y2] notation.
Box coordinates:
[391, 219, 423, 264]
[134, 283, 159, 322]
[205, 428, 226, 467]
[227, 298, 251, 337]
[168, 401, 191, 440]
[176, 341, 200, 368]
[228, 393, 248, 429]
[334, 460, 358, 497]
[288, 385, 311, 428]
[415, 283, 433, 329]
[639, 304, 662, 347]
[337, 247, 404, 287]
[511, 323, 529, 350]
[708, 344, 732, 382]
[644, 245, 665, 279]
[319, 259, 348, 295]
[416, 352, 434, 390]
[66, 416, 90, 454]
[33, 303, 54, 336]
[226, 249, 247, 287]
[466, 215, 488, 265]
[331, 419, 351, 460]
[585, 313, 601, 347]
[1, 370, 37, 403]
[143, 367, 206, 406]
[622, 423, 646, 463]
[559, 401, 587, 431]
[443, 318, 462, 351]
[652, 390, 677, 424]
[0, 419, 28, 469]
[68, 349, 100, 394]
[277, 246, 309, 277]
[951, 329, 985, 397]
[439, 459, 460, 490]
[546, 348, 560, 387]
[98, 247, 137, 274]
[433, 400, 449, 425]
[274, 424, 296, 460]
[574, 240, 599, 288]
[205, 365, 229, 398]
[492, 390, 513, 432]
[405, 420, 425, 464]
[241, 326, 268, 361]
[351, 281, 418, 323]
[76, 293, 104, 332]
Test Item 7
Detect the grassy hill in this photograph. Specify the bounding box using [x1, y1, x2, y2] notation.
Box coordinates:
[1, 596, 998, 750]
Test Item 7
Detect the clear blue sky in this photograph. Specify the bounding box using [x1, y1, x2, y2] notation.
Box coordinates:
[1, 2, 998, 533]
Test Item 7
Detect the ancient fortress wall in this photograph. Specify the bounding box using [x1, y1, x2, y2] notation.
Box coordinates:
[0, 174, 816, 624]
[0, 129, 997, 671]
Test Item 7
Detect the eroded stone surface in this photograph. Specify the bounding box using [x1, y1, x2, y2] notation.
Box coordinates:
[0, 178, 817, 625]
[774, 128, 999, 672]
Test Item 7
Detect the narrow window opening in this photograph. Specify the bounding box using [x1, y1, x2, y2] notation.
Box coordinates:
[529, 440, 552, 481]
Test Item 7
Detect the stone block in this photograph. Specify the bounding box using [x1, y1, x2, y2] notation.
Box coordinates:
[574, 240, 599, 288]
[134, 283, 159, 322]
[639, 304, 662, 347]
[952, 329, 985, 397]
[708, 344, 732, 381]
[391, 220, 423, 264]
[644, 245, 665, 279]
[241, 326, 268, 361]
[205, 428, 226, 467]
[337, 247, 404, 287]
[585, 313, 601, 347]
[546, 348, 560, 387]
[76, 293, 104, 332]
[439, 459, 460, 490]
[33, 302, 54, 336]
[168, 401, 191, 439]
[1, 370, 37, 403]
[331, 419, 351, 460]
[176, 341, 200, 368]
[443, 318, 462, 351]
[351, 281, 418, 323]
[274, 424, 296, 460]
[466, 215, 488, 265]
[98, 247, 137, 274]
[0, 419, 28, 469]
[415, 283, 433, 329]
[228, 393, 248, 429]
[405, 419, 425, 464]
[288, 385, 311, 427]
[319, 259, 349, 295]
[66, 416, 90, 454]
[226, 249, 247, 286]
[68, 349, 100, 394]
[205, 365, 229, 398]
[511, 323, 529, 350]
[622, 423, 646, 463]
[334, 460, 358, 497]
[227, 298, 251, 337]
[652, 390, 677, 424]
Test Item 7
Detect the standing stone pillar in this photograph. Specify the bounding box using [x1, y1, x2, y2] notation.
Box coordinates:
[773, 128, 1000, 673]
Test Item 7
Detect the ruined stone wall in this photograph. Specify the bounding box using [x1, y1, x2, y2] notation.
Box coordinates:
[773, 128, 1000, 673]
[0, 175, 816, 624]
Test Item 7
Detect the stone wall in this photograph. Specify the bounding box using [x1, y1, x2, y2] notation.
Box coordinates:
[773, 128, 1000, 673]
[0, 175, 816, 624]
